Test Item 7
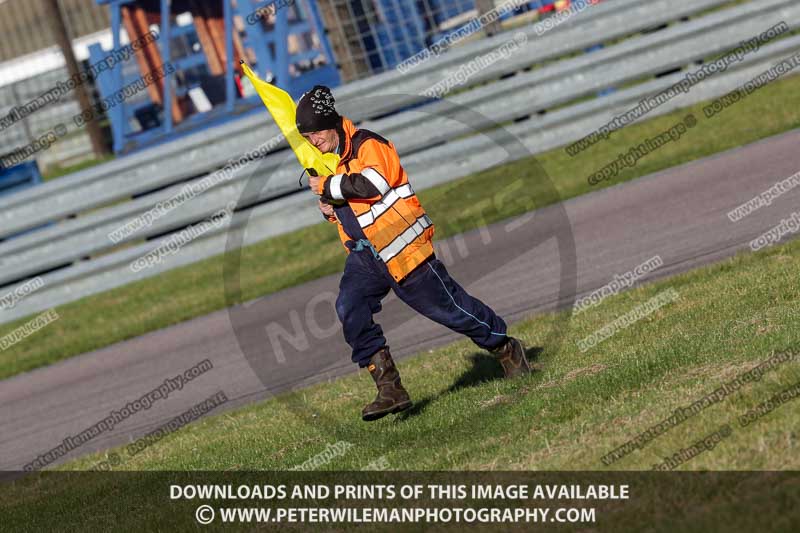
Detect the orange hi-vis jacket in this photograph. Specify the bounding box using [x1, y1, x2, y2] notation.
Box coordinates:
[315, 117, 435, 282]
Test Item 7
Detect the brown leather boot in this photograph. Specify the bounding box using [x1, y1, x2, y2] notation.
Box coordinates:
[490, 337, 531, 378]
[362, 347, 412, 421]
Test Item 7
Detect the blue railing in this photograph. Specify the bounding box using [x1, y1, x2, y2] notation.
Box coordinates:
[0, 161, 42, 197]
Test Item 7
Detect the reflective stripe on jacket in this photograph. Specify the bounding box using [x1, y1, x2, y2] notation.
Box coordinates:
[317, 116, 435, 282]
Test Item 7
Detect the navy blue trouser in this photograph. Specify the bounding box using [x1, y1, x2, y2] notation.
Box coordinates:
[335, 242, 508, 368]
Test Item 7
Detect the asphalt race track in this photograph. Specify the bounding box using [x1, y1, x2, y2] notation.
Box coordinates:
[2, 129, 799, 471]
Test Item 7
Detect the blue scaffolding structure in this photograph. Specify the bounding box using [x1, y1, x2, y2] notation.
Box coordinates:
[88, 0, 574, 153]
[91, 0, 339, 153]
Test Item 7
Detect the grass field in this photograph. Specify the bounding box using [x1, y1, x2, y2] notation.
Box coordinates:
[1, 71, 798, 381]
[51, 227, 800, 473]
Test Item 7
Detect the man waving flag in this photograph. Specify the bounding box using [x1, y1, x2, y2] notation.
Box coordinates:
[242, 64, 532, 422]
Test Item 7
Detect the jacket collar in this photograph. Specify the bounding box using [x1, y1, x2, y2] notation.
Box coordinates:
[336, 116, 358, 161]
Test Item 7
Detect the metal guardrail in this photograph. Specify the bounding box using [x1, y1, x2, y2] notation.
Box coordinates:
[0, 0, 743, 284]
[0, 0, 725, 229]
[0, 0, 633, 205]
[2, 0, 798, 324]
[0, 0, 754, 283]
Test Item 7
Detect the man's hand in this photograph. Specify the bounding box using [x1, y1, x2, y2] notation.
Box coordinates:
[318, 199, 337, 221]
[309, 173, 323, 195]
[305, 167, 323, 195]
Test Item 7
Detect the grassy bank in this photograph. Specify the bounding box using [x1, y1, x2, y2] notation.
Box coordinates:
[51, 231, 800, 473]
[3, 232, 800, 529]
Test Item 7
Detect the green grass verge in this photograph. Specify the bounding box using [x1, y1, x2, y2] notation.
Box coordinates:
[52, 233, 800, 473]
[1, 71, 798, 380]
[4, 231, 800, 530]
[41, 153, 115, 182]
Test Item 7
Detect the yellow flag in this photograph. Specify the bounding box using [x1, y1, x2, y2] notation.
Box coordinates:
[240, 61, 339, 176]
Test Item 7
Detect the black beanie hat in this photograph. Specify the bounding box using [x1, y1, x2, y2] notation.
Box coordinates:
[296, 85, 340, 133]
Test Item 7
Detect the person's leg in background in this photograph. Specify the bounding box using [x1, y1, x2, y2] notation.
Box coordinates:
[394, 258, 531, 378]
[335, 250, 412, 421]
